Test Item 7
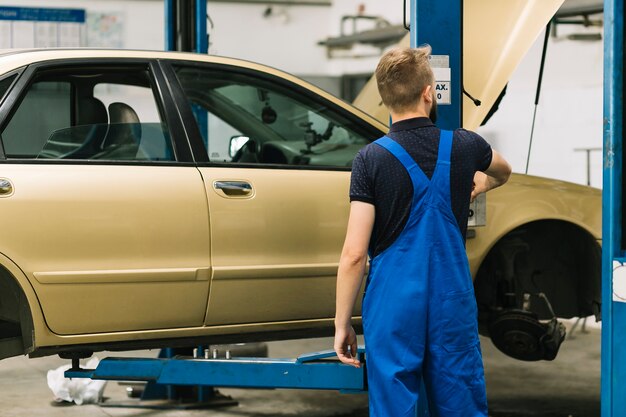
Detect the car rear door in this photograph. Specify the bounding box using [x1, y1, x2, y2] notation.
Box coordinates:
[0, 60, 211, 335]
[165, 61, 381, 326]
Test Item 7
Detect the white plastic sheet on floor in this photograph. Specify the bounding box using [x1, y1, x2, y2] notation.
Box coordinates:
[47, 357, 106, 405]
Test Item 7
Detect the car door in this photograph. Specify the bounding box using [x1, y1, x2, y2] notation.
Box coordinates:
[167, 61, 382, 325]
[0, 61, 211, 335]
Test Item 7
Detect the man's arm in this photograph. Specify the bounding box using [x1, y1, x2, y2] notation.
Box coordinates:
[334, 201, 375, 368]
[471, 149, 512, 201]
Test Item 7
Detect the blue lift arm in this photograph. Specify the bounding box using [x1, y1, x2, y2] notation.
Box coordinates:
[66, 349, 366, 393]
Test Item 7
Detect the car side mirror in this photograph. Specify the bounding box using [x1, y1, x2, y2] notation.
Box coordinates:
[229, 135, 250, 158]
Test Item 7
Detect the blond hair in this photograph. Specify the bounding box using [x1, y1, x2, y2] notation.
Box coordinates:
[375, 46, 435, 114]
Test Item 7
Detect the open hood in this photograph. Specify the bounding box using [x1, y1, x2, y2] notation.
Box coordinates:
[352, 0, 564, 130]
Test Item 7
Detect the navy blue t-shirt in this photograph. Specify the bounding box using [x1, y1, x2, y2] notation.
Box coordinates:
[350, 117, 492, 258]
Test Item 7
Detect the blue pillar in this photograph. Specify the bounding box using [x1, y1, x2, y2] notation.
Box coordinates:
[165, 0, 175, 51]
[409, 3, 462, 415]
[164, 0, 207, 54]
[602, 0, 625, 416]
[195, 0, 207, 54]
[411, 0, 462, 130]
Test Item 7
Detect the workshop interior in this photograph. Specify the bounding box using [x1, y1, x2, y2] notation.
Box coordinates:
[0, 0, 621, 416]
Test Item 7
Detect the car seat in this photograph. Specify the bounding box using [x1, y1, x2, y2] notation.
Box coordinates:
[95, 102, 143, 159]
[38, 97, 109, 159]
[66, 97, 109, 158]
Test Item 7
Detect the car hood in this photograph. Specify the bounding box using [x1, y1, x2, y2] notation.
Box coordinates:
[353, 0, 564, 130]
[507, 172, 600, 197]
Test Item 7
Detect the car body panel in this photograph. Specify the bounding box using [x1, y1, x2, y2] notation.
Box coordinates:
[466, 173, 602, 277]
[0, 164, 212, 334]
[200, 166, 353, 325]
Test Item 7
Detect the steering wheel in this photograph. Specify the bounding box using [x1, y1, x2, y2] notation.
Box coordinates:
[231, 139, 260, 163]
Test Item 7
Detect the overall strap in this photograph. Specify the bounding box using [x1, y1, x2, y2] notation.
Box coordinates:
[430, 129, 454, 209]
[373, 136, 429, 187]
[436, 129, 454, 164]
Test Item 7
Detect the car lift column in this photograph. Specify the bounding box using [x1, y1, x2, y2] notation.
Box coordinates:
[410, 0, 462, 130]
[602, 0, 625, 416]
[408, 1, 462, 415]
[165, 0, 207, 53]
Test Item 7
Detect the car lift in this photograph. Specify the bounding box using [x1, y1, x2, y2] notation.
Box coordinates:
[602, 0, 624, 416]
[64, 1, 461, 416]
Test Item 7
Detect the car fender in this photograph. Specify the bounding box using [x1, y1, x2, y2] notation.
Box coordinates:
[468, 179, 601, 278]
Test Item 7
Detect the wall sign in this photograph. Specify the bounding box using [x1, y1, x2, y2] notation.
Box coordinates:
[0, 6, 86, 48]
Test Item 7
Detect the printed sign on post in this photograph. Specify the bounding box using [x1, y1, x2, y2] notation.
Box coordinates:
[429, 55, 451, 105]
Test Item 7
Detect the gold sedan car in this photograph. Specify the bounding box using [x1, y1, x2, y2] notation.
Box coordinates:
[0, 48, 600, 362]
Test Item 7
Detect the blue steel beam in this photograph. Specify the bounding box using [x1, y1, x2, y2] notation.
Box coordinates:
[410, 0, 462, 130]
[195, 0, 207, 54]
[164, 0, 207, 54]
[165, 0, 175, 51]
[65, 349, 366, 393]
[602, 0, 625, 416]
[409, 2, 462, 415]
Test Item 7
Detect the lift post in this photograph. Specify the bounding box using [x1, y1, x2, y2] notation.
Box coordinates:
[410, 0, 462, 130]
[407, 1, 463, 415]
[602, 0, 625, 415]
[165, 0, 207, 53]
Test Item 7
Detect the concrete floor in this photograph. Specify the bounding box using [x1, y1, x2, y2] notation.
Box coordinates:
[0, 321, 600, 417]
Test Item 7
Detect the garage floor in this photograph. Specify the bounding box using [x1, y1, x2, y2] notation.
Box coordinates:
[0, 321, 599, 417]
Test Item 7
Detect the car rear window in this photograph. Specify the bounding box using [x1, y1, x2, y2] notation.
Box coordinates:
[1, 66, 174, 162]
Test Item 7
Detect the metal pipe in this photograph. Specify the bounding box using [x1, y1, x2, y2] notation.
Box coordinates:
[525, 20, 552, 174]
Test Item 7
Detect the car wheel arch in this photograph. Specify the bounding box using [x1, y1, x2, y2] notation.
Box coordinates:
[473, 219, 602, 336]
[0, 253, 48, 359]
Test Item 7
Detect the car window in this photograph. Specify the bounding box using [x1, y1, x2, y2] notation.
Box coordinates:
[1, 66, 174, 161]
[0, 74, 17, 103]
[173, 65, 373, 168]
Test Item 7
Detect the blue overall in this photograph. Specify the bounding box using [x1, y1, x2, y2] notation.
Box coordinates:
[362, 131, 488, 417]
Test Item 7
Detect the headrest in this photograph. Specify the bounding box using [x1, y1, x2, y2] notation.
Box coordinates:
[108, 102, 140, 124]
[77, 97, 107, 126]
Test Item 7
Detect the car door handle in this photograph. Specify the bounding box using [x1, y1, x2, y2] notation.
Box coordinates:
[0, 178, 13, 197]
[213, 181, 253, 197]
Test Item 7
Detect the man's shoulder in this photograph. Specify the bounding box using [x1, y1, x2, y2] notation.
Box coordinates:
[357, 137, 391, 160]
[452, 128, 490, 150]
[453, 128, 484, 142]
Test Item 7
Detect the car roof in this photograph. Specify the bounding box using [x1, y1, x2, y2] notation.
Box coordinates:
[0, 48, 265, 72]
[0, 48, 388, 133]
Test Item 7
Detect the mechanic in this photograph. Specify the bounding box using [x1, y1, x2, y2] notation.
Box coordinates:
[334, 46, 512, 416]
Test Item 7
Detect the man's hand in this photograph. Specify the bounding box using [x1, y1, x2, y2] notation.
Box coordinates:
[471, 171, 489, 202]
[334, 324, 360, 367]
[471, 150, 512, 202]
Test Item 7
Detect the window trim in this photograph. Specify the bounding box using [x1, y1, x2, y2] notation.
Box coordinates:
[0, 65, 36, 160]
[0, 67, 24, 106]
[156, 60, 206, 163]
[160, 59, 384, 171]
[0, 58, 194, 165]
